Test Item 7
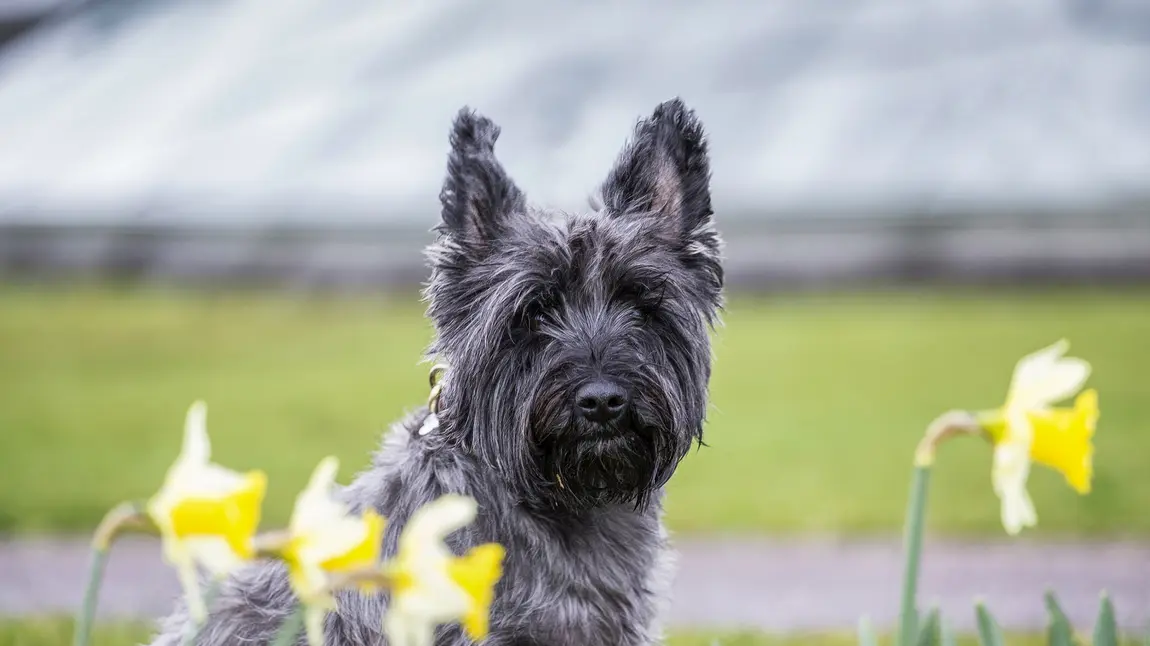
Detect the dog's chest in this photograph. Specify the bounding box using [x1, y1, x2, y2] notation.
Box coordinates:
[492, 507, 671, 646]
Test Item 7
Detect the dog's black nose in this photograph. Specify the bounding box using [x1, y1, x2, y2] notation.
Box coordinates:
[575, 380, 628, 424]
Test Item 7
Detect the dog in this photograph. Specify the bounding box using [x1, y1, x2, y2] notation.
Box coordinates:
[149, 98, 724, 646]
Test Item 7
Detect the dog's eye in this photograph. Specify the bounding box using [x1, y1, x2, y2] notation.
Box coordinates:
[617, 284, 648, 304]
[511, 310, 538, 335]
[511, 297, 549, 337]
[619, 281, 667, 321]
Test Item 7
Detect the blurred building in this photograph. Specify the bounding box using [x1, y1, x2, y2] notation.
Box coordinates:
[0, 0, 1148, 288]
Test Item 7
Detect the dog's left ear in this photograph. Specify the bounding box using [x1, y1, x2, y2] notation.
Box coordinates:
[438, 107, 525, 244]
[599, 98, 721, 262]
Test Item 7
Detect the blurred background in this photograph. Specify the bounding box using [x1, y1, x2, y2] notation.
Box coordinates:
[1, 0, 1149, 642]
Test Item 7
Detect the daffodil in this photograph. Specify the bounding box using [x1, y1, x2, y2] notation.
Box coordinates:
[976, 340, 1093, 534]
[981, 388, 1099, 494]
[277, 456, 385, 646]
[146, 401, 268, 621]
[382, 495, 505, 646]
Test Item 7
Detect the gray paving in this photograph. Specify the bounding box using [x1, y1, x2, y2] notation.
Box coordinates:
[0, 536, 1147, 633]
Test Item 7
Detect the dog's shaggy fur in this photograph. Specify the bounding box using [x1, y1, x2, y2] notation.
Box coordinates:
[148, 98, 723, 646]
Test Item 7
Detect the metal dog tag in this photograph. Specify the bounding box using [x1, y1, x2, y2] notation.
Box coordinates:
[418, 412, 440, 436]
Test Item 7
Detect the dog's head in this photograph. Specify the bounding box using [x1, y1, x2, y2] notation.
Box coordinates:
[424, 99, 723, 510]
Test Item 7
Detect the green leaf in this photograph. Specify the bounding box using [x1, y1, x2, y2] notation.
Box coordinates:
[915, 607, 941, 646]
[270, 605, 304, 646]
[1044, 590, 1076, 646]
[975, 601, 1005, 646]
[1093, 591, 1118, 646]
[858, 615, 879, 646]
[940, 615, 956, 646]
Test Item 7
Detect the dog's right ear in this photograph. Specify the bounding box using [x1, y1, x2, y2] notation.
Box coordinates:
[437, 107, 525, 244]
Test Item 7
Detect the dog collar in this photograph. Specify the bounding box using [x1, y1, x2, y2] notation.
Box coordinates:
[418, 363, 449, 436]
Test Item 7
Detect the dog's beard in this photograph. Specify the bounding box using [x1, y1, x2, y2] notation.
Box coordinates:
[530, 376, 684, 511]
[541, 423, 663, 510]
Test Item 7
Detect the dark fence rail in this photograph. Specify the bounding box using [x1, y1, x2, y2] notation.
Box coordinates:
[3, 210, 1149, 291]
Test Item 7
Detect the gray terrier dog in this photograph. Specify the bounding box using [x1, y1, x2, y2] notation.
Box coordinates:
[149, 98, 723, 646]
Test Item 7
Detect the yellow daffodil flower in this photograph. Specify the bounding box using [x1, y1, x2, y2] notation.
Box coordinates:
[382, 495, 505, 646]
[977, 339, 1092, 535]
[278, 456, 385, 646]
[981, 388, 1099, 495]
[146, 401, 268, 621]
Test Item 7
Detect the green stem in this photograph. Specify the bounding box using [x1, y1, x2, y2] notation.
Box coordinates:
[73, 501, 153, 646]
[73, 548, 109, 646]
[897, 465, 931, 646]
[270, 605, 305, 646]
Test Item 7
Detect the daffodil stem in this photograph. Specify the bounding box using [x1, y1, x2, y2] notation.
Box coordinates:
[897, 464, 931, 646]
[179, 580, 222, 646]
[74, 501, 151, 646]
[72, 547, 109, 646]
[271, 605, 305, 646]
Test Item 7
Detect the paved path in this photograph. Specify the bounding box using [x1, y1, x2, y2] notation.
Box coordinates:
[1, 536, 1147, 633]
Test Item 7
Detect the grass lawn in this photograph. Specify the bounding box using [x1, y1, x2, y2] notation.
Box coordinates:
[0, 619, 1087, 646]
[1, 285, 1148, 536]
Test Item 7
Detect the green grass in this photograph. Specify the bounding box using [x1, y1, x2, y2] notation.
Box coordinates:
[0, 619, 1091, 646]
[1, 285, 1148, 536]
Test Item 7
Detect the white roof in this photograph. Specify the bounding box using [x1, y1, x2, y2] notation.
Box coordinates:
[0, 0, 1148, 226]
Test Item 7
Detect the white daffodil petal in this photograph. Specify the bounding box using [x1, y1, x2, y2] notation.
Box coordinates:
[1007, 340, 1091, 411]
[295, 517, 370, 566]
[384, 612, 435, 646]
[184, 537, 244, 577]
[305, 457, 340, 499]
[291, 457, 344, 534]
[1000, 487, 1038, 535]
[1009, 360, 1091, 412]
[400, 495, 477, 548]
[1011, 339, 1069, 383]
[395, 579, 469, 620]
[1019, 489, 1038, 527]
[993, 428, 1036, 536]
[992, 443, 1030, 494]
[290, 562, 331, 605]
[168, 463, 250, 498]
[180, 401, 211, 466]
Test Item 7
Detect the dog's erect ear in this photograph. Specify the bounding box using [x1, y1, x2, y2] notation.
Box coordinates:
[438, 107, 525, 242]
[599, 99, 719, 256]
